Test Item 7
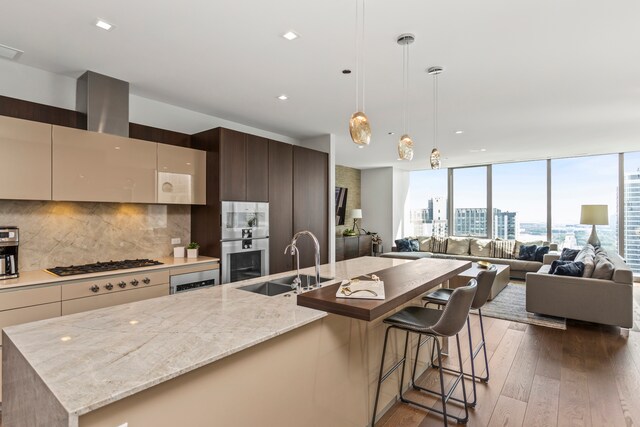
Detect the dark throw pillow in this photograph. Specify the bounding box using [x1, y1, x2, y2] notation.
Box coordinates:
[409, 239, 420, 252]
[553, 261, 585, 277]
[560, 248, 580, 261]
[395, 238, 412, 252]
[534, 246, 550, 262]
[517, 244, 537, 261]
[549, 260, 571, 274]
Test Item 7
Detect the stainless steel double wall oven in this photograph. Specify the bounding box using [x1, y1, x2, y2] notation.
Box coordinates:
[220, 201, 269, 283]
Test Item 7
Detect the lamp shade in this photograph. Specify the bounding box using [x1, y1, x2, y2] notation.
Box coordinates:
[351, 209, 363, 219]
[580, 205, 608, 225]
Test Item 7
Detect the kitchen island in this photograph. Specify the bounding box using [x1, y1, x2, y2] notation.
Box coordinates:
[2, 256, 469, 427]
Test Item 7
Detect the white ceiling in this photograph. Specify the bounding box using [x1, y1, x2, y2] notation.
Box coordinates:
[2, 0, 640, 169]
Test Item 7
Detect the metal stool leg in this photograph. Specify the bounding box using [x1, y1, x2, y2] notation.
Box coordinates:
[466, 317, 478, 407]
[371, 326, 392, 427]
[477, 308, 490, 382]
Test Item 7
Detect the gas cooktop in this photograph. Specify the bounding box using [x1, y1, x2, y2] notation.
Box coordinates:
[46, 259, 164, 277]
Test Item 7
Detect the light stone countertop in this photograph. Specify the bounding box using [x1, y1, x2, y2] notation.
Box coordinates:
[0, 256, 220, 291]
[3, 256, 408, 419]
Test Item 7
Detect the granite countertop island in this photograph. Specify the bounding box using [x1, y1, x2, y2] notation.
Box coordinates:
[2, 256, 413, 427]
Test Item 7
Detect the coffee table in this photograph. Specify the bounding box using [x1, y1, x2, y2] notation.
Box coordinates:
[449, 262, 510, 300]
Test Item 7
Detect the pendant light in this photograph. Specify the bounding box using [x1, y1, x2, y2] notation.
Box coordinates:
[349, 0, 371, 146]
[428, 66, 443, 169]
[397, 33, 415, 161]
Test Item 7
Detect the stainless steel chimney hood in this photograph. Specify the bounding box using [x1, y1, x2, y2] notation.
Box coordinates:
[76, 71, 129, 137]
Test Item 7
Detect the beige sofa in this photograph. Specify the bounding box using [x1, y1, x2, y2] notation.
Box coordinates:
[381, 236, 555, 280]
[525, 246, 633, 328]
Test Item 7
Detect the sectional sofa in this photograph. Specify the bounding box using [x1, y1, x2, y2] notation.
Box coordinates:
[526, 244, 633, 328]
[380, 236, 557, 280]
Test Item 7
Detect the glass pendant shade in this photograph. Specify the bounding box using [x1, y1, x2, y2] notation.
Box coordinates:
[349, 111, 371, 146]
[398, 134, 414, 160]
[430, 147, 441, 169]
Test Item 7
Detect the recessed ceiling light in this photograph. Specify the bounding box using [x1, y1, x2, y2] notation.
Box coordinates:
[388, 132, 395, 135]
[277, 94, 288, 101]
[0, 43, 23, 60]
[95, 19, 114, 31]
[480, 148, 487, 152]
[60, 336, 72, 342]
[455, 130, 464, 134]
[282, 31, 299, 41]
[342, 69, 352, 74]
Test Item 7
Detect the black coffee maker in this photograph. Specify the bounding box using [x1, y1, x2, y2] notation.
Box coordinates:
[0, 226, 19, 279]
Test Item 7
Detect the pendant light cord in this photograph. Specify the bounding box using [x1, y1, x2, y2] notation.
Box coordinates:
[362, 0, 366, 112]
[354, 0, 359, 112]
[433, 73, 438, 150]
[354, 0, 366, 113]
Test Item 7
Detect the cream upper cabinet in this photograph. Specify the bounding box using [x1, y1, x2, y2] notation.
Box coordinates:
[0, 115, 52, 201]
[52, 125, 157, 203]
[157, 144, 206, 205]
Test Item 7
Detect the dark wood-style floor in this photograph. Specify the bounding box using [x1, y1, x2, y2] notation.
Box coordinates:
[375, 284, 640, 427]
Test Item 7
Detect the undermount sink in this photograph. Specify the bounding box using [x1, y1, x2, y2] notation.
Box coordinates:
[237, 282, 294, 297]
[270, 274, 334, 288]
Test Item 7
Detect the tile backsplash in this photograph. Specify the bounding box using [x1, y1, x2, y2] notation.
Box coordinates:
[0, 200, 190, 272]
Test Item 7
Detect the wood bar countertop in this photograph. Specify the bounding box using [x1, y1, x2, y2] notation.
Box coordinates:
[296, 258, 472, 321]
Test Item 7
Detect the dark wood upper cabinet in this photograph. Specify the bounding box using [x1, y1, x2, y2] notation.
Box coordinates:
[219, 128, 247, 201]
[293, 145, 328, 268]
[268, 140, 293, 274]
[218, 129, 269, 202]
[246, 135, 269, 202]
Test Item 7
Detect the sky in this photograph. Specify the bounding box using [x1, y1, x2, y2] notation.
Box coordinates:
[408, 153, 626, 225]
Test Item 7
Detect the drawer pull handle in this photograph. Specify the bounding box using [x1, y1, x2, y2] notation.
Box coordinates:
[105, 283, 114, 291]
[131, 279, 139, 286]
[90, 285, 100, 293]
[143, 277, 151, 284]
[118, 281, 127, 288]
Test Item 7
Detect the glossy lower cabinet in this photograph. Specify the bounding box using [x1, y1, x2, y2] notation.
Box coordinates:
[52, 125, 158, 203]
[0, 115, 52, 201]
[157, 144, 206, 205]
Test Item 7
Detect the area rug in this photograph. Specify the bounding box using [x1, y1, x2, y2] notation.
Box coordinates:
[476, 283, 567, 330]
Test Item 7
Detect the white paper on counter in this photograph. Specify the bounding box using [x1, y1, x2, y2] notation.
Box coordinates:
[336, 279, 385, 300]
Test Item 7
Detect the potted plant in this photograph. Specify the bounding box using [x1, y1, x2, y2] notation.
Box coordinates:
[187, 242, 200, 258]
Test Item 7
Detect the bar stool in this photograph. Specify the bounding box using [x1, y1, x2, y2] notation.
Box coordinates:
[371, 279, 477, 426]
[422, 267, 497, 407]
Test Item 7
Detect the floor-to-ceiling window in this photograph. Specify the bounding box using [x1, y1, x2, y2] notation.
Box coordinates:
[551, 155, 618, 251]
[624, 152, 640, 273]
[406, 169, 448, 237]
[492, 161, 547, 241]
[453, 167, 487, 237]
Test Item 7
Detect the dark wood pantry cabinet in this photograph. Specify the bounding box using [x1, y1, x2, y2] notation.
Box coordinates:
[268, 140, 294, 274]
[191, 128, 328, 277]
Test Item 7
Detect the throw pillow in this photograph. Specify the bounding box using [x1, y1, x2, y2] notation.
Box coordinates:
[534, 246, 550, 262]
[470, 238, 493, 257]
[592, 255, 614, 280]
[580, 254, 596, 277]
[559, 248, 580, 261]
[417, 236, 432, 252]
[395, 238, 412, 252]
[492, 240, 515, 259]
[517, 244, 537, 261]
[554, 261, 586, 277]
[410, 239, 420, 252]
[431, 236, 448, 254]
[513, 240, 544, 258]
[446, 237, 470, 255]
[549, 260, 572, 274]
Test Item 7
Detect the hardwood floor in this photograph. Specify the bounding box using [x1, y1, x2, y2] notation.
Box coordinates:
[375, 285, 640, 427]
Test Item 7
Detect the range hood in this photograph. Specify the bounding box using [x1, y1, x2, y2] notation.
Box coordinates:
[76, 71, 129, 137]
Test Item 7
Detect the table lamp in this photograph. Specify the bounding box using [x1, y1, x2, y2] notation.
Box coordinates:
[351, 209, 363, 234]
[580, 204, 608, 247]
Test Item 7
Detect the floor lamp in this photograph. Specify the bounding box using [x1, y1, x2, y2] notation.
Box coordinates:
[580, 204, 608, 247]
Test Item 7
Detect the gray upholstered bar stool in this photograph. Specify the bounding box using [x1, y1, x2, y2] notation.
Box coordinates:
[371, 279, 477, 426]
[422, 267, 497, 407]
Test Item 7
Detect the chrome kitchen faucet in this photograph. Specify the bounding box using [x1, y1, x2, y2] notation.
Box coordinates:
[285, 230, 321, 291]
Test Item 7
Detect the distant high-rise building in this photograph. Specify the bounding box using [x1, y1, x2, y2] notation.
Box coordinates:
[409, 196, 448, 237]
[454, 208, 487, 236]
[624, 172, 640, 272]
[493, 209, 518, 240]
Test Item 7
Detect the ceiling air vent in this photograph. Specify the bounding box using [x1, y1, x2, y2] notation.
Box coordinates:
[0, 43, 23, 60]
